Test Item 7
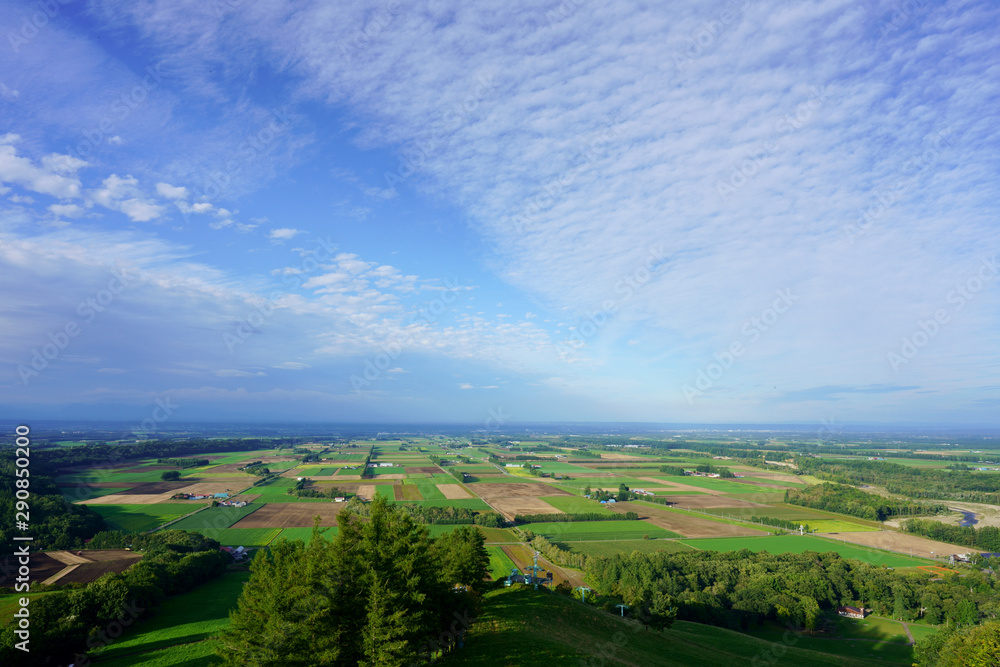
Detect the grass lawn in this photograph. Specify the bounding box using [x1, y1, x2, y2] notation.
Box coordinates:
[523, 520, 680, 541]
[89, 570, 250, 666]
[680, 535, 932, 567]
[450, 586, 880, 666]
[89, 504, 195, 532]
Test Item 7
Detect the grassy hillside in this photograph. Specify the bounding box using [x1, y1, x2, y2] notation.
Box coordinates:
[444, 586, 900, 666]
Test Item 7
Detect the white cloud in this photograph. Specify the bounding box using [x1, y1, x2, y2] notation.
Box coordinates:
[48, 203, 86, 218]
[107, 135, 124, 146]
[215, 369, 267, 377]
[273, 361, 311, 369]
[89, 174, 164, 222]
[156, 182, 189, 200]
[0, 138, 85, 199]
[269, 227, 302, 241]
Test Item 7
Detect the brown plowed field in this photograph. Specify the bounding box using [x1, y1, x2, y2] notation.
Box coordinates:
[612, 504, 768, 538]
[662, 496, 770, 509]
[232, 503, 343, 528]
[405, 466, 440, 474]
[821, 531, 970, 559]
[468, 483, 571, 499]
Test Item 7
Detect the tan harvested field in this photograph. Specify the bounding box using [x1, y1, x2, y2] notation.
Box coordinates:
[233, 504, 342, 528]
[42, 550, 142, 585]
[368, 473, 407, 480]
[437, 484, 472, 499]
[662, 495, 770, 509]
[730, 479, 790, 490]
[733, 470, 805, 485]
[79, 480, 243, 505]
[48, 550, 92, 565]
[638, 477, 725, 495]
[822, 530, 972, 559]
[468, 482, 571, 499]
[393, 486, 404, 501]
[491, 497, 564, 517]
[356, 484, 377, 501]
[612, 504, 768, 538]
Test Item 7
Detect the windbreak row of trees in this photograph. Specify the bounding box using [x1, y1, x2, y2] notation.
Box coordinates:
[784, 482, 947, 521]
[216, 496, 490, 666]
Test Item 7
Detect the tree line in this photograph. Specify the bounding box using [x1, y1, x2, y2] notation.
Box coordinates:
[587, 548, 1000, 632]
[784, 482, 947, 521]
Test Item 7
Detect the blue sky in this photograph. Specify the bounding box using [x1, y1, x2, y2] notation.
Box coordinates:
[1, 0, 999, 427]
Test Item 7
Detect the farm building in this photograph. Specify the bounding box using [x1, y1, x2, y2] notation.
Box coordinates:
[837, 606, 867, 619]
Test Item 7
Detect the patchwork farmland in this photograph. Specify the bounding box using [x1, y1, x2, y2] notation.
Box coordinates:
[31, 433, 989, 666]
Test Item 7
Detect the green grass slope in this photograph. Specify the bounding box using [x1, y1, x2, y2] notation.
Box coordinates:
[444, 586, 894, 667]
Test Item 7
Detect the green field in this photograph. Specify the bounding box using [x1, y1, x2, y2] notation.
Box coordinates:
[165, 503, 262, 531]
[680, 535, 932, 567]
[273, 526, 340, 542]
[807, 520, 879, 533]
[523, 520, 680, 542]
[486, 546, 518, 579]
[89, 504, 195, 532]
[566, 539, 697, 558]
[89, 570, 250, 666]
[195, 527, 282, 547]
[415, 482, 446, 499]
